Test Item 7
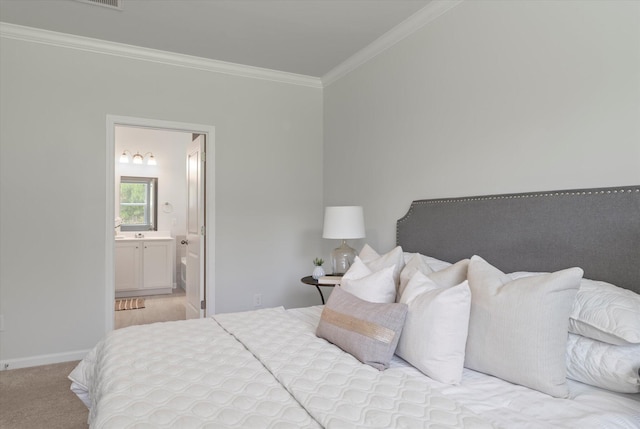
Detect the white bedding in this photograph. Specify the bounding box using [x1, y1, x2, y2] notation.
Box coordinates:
[216, 307, 490, 428]
[70, 315, 321, 428]
[289, 306, 640, 429]
[70, 306, 640, 428]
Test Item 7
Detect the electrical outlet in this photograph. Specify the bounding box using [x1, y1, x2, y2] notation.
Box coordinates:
[253, 294, 262, 307]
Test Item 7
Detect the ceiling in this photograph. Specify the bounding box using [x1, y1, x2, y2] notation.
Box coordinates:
[0, 0, 430, 77]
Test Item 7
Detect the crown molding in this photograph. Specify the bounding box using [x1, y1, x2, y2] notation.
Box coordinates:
[0, 22, 322, 89]
[322, 0, 463, 87]
[2, 1, 461, 90]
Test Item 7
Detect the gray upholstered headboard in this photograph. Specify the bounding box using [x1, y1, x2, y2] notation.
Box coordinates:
[397, 186, 640, 294]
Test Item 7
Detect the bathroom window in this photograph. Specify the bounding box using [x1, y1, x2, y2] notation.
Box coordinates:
[119, 176, 158, 231]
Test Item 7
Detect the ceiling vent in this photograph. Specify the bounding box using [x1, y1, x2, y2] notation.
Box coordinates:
[75, 0, 122, 10]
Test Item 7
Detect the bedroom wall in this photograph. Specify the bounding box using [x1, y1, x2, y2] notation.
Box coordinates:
[0, 35, 323, 366]
[323, 0, 640, 253]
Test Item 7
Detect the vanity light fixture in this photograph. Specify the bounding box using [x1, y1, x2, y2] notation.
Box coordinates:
[119, 150, 131, 163]
[119, 150, 157, 165]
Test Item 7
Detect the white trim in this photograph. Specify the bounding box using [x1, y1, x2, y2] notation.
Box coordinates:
[322, 0, 463, 86]
[106, 115, 216, 336]
[106, 119, 115, 333]
[0, 22, 322, 89]
[1, 349, 91, 370]
[2, 1, 461, 90]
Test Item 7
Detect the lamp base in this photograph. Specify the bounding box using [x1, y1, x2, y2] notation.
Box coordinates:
[330, 240, 357, 275]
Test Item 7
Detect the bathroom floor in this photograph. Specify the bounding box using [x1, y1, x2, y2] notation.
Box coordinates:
[114, 287, 186, 330]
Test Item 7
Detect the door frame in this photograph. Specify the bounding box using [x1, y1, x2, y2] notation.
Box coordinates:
[105, 115, 215, 333]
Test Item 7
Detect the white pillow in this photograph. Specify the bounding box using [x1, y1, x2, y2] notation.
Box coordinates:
[428, 259, 469, 289]
[403, 252, 452, 272]
[399, 255, 469, 300]
[359, 244, 405, 289]
[465, 255, 583, 398]
[396, 271, 471, 384]
[341, 255, 371, 279]
[511, 273, 640, 346]
[340, 257, 396, 303]
[399, 253, 434, 298]
[569, 279, 640, 346]
[566, 333, 640, 393]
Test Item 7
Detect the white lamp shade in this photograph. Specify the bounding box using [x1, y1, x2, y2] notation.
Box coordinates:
[322, 206, 365, 239]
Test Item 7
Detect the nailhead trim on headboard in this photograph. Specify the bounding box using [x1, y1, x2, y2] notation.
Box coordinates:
[396, 186, 640, 293]
[397, 187, 640, 227]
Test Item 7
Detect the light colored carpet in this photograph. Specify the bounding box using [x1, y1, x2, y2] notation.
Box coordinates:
[0, 291, 186, 428]
[0, 360, 88, 428]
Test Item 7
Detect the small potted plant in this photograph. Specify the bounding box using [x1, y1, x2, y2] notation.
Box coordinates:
[312, 257, 325, 280]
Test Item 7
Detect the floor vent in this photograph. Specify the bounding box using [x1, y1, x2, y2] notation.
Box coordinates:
[75, 0, 122, 10]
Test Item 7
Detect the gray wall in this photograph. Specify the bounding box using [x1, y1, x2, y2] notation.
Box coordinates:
[0, 36, 323, 364]
[324, 0, 640, 252]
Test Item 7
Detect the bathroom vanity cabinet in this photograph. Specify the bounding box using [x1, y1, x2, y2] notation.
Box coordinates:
[115, 238, 174, 297]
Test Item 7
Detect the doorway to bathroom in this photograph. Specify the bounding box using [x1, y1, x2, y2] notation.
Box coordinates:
[106, 115, 215, 333]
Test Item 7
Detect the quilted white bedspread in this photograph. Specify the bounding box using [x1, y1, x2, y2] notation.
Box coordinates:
[71, 306, 640, 428]
[291, 307, 640, 429]
[216, 307, 491, 428]
[70, 315, 320, 428]
[70, 307, 492, 428]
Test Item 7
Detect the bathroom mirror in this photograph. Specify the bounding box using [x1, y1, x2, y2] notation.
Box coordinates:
[119, 176, 158, 231]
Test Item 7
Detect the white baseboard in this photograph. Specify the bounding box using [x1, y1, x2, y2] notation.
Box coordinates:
[0, 349, 91, 371]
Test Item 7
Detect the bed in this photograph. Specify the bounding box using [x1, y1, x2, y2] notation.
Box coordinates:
[70, 186, 640, 428]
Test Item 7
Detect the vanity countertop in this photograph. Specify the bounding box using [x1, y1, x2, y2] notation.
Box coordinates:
[115, 236, 173, 241]
[115, 231, 173, 241]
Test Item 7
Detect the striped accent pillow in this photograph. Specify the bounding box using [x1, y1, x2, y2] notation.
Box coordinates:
[316, 287, 408, 370]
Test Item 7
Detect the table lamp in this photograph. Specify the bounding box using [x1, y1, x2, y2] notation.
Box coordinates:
[322, 206, 365, 275]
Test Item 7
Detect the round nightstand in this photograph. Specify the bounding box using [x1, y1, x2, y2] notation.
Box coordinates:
[301, 276, 337, 305]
